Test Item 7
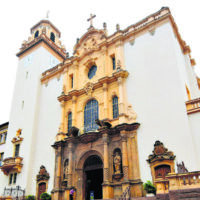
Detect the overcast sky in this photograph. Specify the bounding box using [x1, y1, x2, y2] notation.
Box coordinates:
[0, 0, 200, 124]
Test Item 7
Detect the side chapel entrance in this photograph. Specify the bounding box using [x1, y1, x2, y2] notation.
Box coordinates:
[83, 155, 103, 200]
[38, 182, 46, 200]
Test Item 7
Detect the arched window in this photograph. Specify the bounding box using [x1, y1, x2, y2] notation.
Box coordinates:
[112, 96, 119, 119]
[34, 30, 39, 38]
[88, 65, 97, 79]
[50, 32, 55, 42]
[68, 112, 72, 132]
[84, 99, 99, 132]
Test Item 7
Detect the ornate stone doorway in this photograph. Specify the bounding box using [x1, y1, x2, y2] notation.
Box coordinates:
[83, 155, 103, 200]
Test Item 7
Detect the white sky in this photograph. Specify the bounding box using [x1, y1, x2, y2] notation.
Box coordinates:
[0, 0, 200, 124]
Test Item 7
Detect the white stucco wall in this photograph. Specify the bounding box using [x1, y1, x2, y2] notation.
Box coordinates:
[124, 21, 198, 182]
[1, 46, 62, 194]
[188, 112, 200, 167]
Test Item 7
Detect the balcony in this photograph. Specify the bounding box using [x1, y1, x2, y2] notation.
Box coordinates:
[155, 171, 200, 194]
[0, 157, 23, 175]
[186, 98, 200, 114]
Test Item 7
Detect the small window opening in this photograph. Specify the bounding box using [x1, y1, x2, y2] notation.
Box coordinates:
[34, 30, 39, 38]
[68, 112, 72, 133]
[111, 56, 116, 70]
[70, 74, 74, 89]
[13, 173, 17, 184]
[50, 32, 55, 42]
[9, 174, 13, 185]
[14, 144, 20, 157]
[0, 152, 4, 166]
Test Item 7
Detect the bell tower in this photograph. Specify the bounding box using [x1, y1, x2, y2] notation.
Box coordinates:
[3, 19, 66, 193]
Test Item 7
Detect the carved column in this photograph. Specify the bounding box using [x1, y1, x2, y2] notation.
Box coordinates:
[103, 83, 108, 119]
[74, 62, 79, 89]
[115, 40, 125, 69]
[103, 133, 109, 183]
[72, 96, 77, 126]
[118, 77, 126, 124]
[60, 101, 65, 132]
[121, 130, 129, 181]
[68, 142, 73, 187]
[131, 131, 141, 180]
[52, 144, 62, 200]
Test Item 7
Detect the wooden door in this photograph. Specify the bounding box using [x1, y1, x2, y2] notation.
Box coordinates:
[38, 182, 46, 200]
[155, 165, 171, 179]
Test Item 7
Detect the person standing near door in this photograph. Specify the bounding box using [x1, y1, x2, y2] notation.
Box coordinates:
[70, 188, 74, 200]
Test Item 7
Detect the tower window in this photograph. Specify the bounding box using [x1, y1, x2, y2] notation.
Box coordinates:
[50, 32, 55, 42]
[0, 152, 4, 166]
[34, 30, 39, 38]
[112, 56, 116, 70]
[112, 96, 119, 119]
[14, 144, 20, 157]
[70, 74, 74, 89]
[84, 99, 99, 132]
[68, 112, 72, 133]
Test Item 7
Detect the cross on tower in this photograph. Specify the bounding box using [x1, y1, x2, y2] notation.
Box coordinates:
[87, 14, 96, 27]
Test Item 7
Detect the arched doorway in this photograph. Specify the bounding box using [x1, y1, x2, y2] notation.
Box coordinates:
[83, 155, 103, 200]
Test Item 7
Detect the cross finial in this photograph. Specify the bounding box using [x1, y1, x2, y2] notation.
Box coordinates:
[46, 10, 50, 19]
[87, 14, 96, 28]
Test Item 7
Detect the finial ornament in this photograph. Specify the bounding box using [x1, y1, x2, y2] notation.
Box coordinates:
[46, 10, 50, 19]
[87, 14, 96, 28]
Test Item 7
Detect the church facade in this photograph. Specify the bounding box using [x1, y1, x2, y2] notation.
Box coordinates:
[0, 7, 200, 200]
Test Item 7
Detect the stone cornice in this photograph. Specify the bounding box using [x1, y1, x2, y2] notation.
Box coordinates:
[52, 122, 140, 146]
[57, 70, 129, 102]
[16, 34, 66, 59]
[186, 97, 200, 115]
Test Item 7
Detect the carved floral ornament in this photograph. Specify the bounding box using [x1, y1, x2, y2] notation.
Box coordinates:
[147, 140, 176, 164]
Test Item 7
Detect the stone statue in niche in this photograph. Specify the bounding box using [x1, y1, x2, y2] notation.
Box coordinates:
[64, 160, 69, 179]
[114, 151, 122, 174]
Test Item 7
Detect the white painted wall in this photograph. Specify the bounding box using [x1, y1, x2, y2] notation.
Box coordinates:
[124, 21, 199, 182]
[188, 112, 200, 167]
[2, 46, 61, 194]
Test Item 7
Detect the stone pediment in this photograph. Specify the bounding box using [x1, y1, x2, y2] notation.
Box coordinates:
[147, 140, 176, 164]
[74, 28, 106, 56]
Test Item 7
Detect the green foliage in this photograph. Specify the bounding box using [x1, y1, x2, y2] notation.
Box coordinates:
[25, 195, 36, 200]
[40, 192, 51, 200]
[143, 180, 156, 195]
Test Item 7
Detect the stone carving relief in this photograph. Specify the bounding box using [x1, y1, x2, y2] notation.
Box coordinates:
[127, 104, 137, 122]
[84, 82, 94, 95]
[147, 140, 176, 164]
[36, 165, 50, 182]
[74, 30, 106, 57]
[177, 161, 188, 174]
